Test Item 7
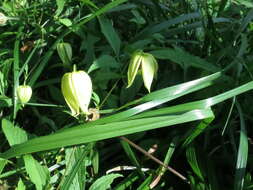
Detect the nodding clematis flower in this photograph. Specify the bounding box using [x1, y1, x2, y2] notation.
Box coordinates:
[0, 13, 7, 25]
[17, 85, 32, 106]
[61, 66, 92, 116]
[127, 50, 158, 92]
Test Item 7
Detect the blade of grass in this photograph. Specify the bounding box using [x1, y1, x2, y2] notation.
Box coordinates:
[149, 139, 177, 188]
[150, 47, 220, 72]
[134, 12, 200, 40]
[60, 145, 91, 190]
[222, 97, 236, 135]
[186, 145, 205, 181]
[136, 174, 154, 190]
[132, 80, 253, 119]
[234, 102, 248, 190]
[13, 26, 23, 119]
[113, 171, 139, 190]
[120, 139, 145, 178]
[0, 108, 214, 159]
[182, 117, 214, 148]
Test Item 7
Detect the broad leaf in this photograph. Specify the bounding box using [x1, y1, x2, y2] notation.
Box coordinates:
[23, 155, 50, 190]
[89, 173, 122, 190]
[2, 118, 28, 146]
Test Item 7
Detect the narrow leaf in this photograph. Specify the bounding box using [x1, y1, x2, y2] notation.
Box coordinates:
[98, 16, 121, 56]
[56, 0, 66, 17]
[234, 102, 248, 190]
[150, 47, 220, 72]
[0, 109, 214, 159]
[0, 158, 8, 175]
[186, 146, 204, 181]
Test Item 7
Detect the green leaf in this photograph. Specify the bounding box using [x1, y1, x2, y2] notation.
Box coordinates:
[23, 155, 50, 190]
[0, 108, 214, 159]
[89, 173, 122, 190]
[182, 117, 214, 148]
[13, 27, 23, 119]
[91, 147, 99, 175]
[234, 102, 248, 190]
[132, 80, 253, 120]
[137, 174, 154, 190]
[15, 179, 26, 190]
[98, 16, 121, 56]
[88, 55, 119, 73]
[59, 18, 72, 27]
[150, 47, 220, 72]
[113, 171, 139, 190]
[186, 145, 204, 181]
[130, 9, 146, 25]
[56, 0, 66, 17]
[1, 118, 28, 146]
[159, 139, 177, 175]
[234, 0, 253, 8]
[0, 95, 12, 107]
[0, 158, 8, 175]
[134, 12, 200, 39]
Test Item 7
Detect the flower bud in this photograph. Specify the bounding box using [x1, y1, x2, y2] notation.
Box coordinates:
[61, 69, 92, 116]
[127, 51, 158, 92]
[0, 13, 7, 25]
[57, 42, 72, 68]
[17, 85, 32, 105]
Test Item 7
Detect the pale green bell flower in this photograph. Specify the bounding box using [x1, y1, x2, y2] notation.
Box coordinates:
[127, 50, 158, 92]
[61, 66, 92, 116]
[17, 85, 32, 106]
[0, 13, 7, 25]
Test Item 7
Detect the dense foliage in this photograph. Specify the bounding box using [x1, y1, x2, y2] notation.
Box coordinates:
[1, 0, 253, 189]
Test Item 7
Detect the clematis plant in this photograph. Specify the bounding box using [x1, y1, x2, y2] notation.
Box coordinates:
[61, 65, 92, 116]
[127, 50, 158, 92]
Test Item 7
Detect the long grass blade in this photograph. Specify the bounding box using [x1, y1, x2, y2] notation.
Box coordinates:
[234, 102, 248, 190]
[0, 108, 213, 159]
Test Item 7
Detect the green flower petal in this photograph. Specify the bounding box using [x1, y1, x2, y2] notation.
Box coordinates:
[71, 71, 92, 114]
[141, 53, 158, 93]
[127, 51, 143, 88]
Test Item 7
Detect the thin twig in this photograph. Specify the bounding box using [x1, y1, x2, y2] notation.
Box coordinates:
[119, 136, 189, 184]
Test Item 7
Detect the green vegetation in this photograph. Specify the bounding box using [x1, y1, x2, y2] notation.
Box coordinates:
[1, 0, 253, 189]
